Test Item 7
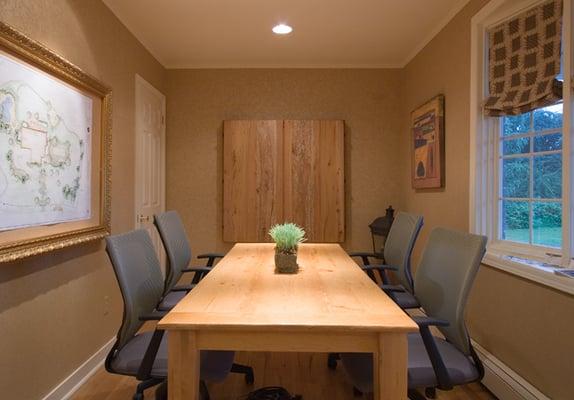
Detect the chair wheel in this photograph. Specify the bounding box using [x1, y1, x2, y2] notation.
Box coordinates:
[245, 371, 255, 384]
[425, 387, 437, 398]
[327, 355, 338, 370]
[155, 381, 168, 400]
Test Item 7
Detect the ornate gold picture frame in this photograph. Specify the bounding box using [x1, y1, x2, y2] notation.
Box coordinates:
[0, 22, 111, 262]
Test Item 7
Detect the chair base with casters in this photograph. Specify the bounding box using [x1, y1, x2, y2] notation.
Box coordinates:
[231, 362, 255, 384]
[327, 353, 340, 370]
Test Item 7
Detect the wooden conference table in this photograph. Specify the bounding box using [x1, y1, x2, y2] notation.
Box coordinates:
[158, 243, 418, 399]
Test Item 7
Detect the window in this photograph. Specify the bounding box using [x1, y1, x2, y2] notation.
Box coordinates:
[499, 103, 563, 248]
[470, 0, 574, 293]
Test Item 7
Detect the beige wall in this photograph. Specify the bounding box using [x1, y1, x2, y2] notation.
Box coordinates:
[401, 0, 574, 398]
[165, 69, 404, 255]
[0, 1, 165, 399]
[1, 1, 573, 399]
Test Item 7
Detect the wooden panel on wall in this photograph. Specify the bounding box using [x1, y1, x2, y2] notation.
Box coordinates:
[223, 120, 283, 242]
[284, 120, 345, 242]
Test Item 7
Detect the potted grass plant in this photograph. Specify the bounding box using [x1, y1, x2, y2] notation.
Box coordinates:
[268, 223, 306, 274]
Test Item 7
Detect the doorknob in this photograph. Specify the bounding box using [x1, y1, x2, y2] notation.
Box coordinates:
[138, 214, 150, 223]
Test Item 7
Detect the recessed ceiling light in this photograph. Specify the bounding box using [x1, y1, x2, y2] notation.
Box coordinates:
[272, 24, 293, 35]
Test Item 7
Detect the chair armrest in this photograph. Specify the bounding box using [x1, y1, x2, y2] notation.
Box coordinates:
[197, 252, 225, 259]
[361, 264, 398, 272]
[348, 251, 378, 258]
[136, 329, 165, 380]
[138, 312, 167, 321]
[181, 267, 212, 274]
[348, 251, 378, 265]
[378, 284, 406, 292]
[416, 321, 453, 390]
[412, 316, 450, 328]
[171, 283, 195, 292]
[197, 253, 225, 267]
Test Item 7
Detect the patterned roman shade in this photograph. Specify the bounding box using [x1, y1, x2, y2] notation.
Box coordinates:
[484, 0, 563, 116]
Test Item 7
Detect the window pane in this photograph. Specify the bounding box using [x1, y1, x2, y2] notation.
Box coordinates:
[533, 202, 562, 248]
[502, 200, 529, 244]
[533, 154, 562, 199]
[533, 104, 563, 131]
[502, 158, 530, 198]
[534, 133, 562, 152]
[503, 137, 530, 155]
[503, 113, 531, 136]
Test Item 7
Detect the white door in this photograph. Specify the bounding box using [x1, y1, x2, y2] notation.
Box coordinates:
[135, 75, 166, 268]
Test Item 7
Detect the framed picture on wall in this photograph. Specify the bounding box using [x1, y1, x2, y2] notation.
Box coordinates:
[411, 94, 444, 189]
[0, 21, 112, 262]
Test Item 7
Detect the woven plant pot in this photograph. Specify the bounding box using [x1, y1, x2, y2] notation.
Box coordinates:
[274, 250, 299, 274]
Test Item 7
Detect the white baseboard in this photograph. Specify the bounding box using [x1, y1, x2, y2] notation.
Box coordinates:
[472, 340, 549, 400]
[41, 337, 115, 400]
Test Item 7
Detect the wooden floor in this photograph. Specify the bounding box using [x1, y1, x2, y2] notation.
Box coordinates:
[72, 352, 496, 400]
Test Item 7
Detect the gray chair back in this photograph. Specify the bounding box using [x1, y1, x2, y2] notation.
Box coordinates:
[414, 228, 487, 355]
[154, 211, 192, 294]
[106, 229, 165, 349]
[383, 212, 424, 291]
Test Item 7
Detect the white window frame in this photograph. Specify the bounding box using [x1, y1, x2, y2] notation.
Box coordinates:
[470, 0, 574, 295]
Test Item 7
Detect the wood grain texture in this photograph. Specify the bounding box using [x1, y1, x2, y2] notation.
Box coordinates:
[72, 353, 496, 400]
[376, 333, 408, 400]
[284, 120, 345, 242]
[168, 331, 199, 400]
[223, 120, 345, 243]
[158, 243, 416, 333]
[159, 243, 417, 399]
[223, 120, 283, 242]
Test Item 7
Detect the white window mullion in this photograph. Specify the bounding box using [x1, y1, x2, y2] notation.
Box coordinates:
[492, 119, 501, 241]
[562, 0, 574, 265]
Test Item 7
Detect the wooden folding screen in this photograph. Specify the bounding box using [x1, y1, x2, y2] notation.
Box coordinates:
[223, 120, 344, 243]
[283, 120, 345, 242]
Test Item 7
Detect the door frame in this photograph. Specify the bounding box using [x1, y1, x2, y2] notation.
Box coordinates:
[134, 74, 166, 228]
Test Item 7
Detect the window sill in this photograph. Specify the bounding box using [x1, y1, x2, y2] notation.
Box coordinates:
[482, 251, 574, 295]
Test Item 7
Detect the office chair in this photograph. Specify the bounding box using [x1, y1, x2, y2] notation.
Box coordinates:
[348, 206, 395, 281]
[340, 228, 487, 399]
[328, 212, 423, 370]
[105, 229, 235, 400]
[154, 211, 255, 384]
[367, 212, 423, 309]
[154, 210, 225, 311]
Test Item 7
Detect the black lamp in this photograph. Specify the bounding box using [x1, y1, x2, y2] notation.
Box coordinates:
[368, 206, 395, 259]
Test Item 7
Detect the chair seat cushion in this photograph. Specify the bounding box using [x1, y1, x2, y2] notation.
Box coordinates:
[158, 290, 187, 311]
[408, 333, 479, 388]
[110, 331, 234, 382]
[388, 290, 420, 309]
[340, 333, 479, 393]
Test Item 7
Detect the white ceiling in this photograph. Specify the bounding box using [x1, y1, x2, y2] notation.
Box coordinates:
[103, 0, 470, 69]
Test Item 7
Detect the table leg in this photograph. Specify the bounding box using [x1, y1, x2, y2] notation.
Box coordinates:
[374, 333, 408, 400]
[168, 331, 200, 400]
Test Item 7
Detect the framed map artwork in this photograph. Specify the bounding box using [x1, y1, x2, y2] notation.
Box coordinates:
[411, 95, 444, 189]
[0, 22, 111, 262]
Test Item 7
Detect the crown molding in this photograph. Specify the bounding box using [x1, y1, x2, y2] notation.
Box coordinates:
[400, 0, 471, 67]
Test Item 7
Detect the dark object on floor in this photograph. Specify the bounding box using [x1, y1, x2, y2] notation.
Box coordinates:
[154, 381, 210, 400]
[155, 380, 167, 400]
[242, 386, 302, 400]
